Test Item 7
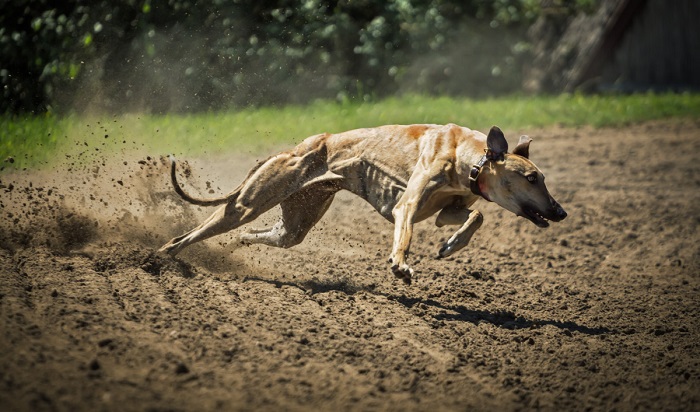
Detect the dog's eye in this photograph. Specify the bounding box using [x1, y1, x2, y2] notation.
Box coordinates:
[526, 174, 537, 183]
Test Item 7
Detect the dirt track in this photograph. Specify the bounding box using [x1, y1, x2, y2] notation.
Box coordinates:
[1, 120, 698, 411]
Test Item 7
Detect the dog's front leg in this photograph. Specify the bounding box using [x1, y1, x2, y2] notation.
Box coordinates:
[436, 208, 483, 258]
[390, 200, 417, 285]
[390, 168, 445, 285]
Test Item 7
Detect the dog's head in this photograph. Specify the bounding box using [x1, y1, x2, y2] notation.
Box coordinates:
[478, 126, 567, 227]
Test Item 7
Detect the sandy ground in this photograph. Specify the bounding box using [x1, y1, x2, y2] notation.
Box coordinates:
[0, 120, 698, 411]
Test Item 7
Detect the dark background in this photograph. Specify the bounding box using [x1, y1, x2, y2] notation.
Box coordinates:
[0, 0, 586, 114]
[2, 0, 698, 115]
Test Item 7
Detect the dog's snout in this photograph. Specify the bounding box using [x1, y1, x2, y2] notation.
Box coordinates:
[553, 202, 567, 220]
[549, 197, 567, 221]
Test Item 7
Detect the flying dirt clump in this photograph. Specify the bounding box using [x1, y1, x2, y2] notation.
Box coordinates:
[0, 152, 206, 256]
[0, 180, 98, 253]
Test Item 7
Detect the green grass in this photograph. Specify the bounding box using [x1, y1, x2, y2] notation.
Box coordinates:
[2, 92, 699, 171]
[1, 114, 64, 170]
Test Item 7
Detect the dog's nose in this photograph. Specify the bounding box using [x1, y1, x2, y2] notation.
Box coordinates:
[555, 205, 567, 220]
[550, 198, 567, 221]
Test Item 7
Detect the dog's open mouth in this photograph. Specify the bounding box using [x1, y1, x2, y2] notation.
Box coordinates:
[521, 207, 550, 228]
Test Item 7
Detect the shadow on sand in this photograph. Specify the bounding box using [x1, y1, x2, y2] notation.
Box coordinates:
[388, 294, 613, 335]
[238, 275, 613, 336]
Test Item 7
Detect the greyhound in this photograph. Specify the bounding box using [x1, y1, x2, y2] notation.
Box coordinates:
[159, 124, 567, 284]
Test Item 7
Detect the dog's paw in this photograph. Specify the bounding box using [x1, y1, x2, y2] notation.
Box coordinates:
[437, 242, 454, 259]
[390, 263, 413, 286]
[158, 243, 178, 256]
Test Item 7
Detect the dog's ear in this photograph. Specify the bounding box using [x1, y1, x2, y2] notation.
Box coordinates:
[486, 126, 508, 159]
[512, 135, 532, 159]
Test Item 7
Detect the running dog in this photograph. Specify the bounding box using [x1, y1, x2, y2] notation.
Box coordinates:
[159, 124, 567, 284]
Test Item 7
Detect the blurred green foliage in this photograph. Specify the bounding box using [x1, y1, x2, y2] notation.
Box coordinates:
[0, 0, 595, 114]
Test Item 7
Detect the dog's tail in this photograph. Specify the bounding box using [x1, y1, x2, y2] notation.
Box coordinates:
[169, 156, 231, 207]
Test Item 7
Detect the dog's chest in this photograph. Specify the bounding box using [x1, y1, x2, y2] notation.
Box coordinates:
[335, 159, 407, 219]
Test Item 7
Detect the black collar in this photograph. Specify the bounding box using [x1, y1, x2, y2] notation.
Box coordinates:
[468, 151, 503, 201]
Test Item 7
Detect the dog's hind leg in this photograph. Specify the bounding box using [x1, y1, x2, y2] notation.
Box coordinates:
[159, 201, 260, 256]
[238, 184, 337, 248]
[435, 206, 483, 258]
[160, 138, 340, 256]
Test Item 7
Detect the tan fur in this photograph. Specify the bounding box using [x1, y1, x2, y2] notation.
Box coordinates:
[160, 124, 566, 284]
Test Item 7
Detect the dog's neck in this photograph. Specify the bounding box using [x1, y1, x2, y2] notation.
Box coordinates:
[467, 155, 493, 202]
[455, 141, 493, 201]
